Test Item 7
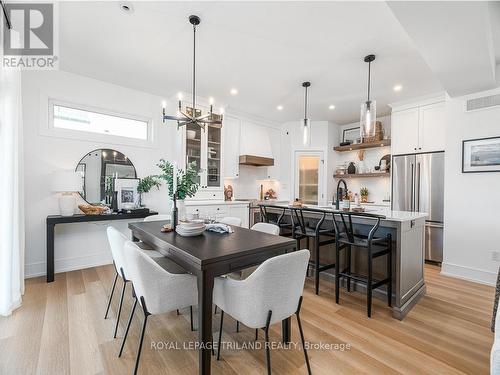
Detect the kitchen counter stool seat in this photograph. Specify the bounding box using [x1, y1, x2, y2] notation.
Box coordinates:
[333, 212, 392, 318]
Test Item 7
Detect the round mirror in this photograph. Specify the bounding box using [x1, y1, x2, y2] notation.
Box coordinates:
[76, 149, 137, 204]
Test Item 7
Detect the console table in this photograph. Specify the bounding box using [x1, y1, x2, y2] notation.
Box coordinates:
[46, 211, 158, 282]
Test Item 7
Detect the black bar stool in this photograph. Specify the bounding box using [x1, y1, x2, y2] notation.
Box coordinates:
[332, 211, 392, 318]
[290, 207, 336, 295]
[260, 205, 293, 237]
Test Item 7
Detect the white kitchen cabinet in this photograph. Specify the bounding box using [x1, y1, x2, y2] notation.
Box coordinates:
[182, 110, 224, 200]
[391, 101, 445, 155]
[419, 102, 446, 153]
[223, 116, 241, 179]
[185, 203, 249, 227]
[266, 127, 280, 180]
[228, 204, 250, 228]
[391, 108, 419, 155]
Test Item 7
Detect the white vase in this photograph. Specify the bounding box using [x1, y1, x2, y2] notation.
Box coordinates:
[357, 161, 366, 174]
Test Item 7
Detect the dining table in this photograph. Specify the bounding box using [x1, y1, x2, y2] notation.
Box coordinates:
[128, 220, 297, 375]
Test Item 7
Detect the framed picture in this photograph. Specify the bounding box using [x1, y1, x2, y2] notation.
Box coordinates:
[342, 127, 360, 143]
[462, 136, 500, 173]
[114, 178, 139, 209]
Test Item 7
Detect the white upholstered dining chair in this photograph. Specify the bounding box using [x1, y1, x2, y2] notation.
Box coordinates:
[213, 249, 312, 375]
[105, 226, 131, 338]
[119, 241, 198, 375]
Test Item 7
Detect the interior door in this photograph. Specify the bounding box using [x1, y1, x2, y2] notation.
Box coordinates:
[294, 151, 324, 205]
[392, 155, 415, 211]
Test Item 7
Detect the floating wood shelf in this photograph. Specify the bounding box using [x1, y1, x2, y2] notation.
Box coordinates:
[334, 139, 391, 152]
[334, 172, 390, 179]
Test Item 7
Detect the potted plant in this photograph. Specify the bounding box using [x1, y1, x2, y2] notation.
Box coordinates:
[157, 159, 199, 220]
[136, 176, 161, 207]
[360, 187, 369, 203]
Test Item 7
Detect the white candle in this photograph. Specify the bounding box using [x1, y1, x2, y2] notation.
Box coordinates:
[172, 162, 177, 198]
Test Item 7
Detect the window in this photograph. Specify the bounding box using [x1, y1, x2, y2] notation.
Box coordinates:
[52, 103, 149, 140]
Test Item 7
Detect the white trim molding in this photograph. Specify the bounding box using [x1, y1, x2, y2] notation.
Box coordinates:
[38, 93, 159, 149]
[441, 262, 497, 286]
[25, 251, 113, 279]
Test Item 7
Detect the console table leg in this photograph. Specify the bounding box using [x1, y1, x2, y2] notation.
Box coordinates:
[47, 223, 55, 283]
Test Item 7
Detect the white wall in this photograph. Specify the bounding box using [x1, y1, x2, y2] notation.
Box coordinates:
[22, 70, 176, 278]
[280, 120, 337, 204]
[333, 115, 392, 203]
[442, 88, 500, 285]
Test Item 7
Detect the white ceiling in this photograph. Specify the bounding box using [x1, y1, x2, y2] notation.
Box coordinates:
[59, 1, 443, 125]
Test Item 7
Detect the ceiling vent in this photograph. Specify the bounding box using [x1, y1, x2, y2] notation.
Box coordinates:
[465, 94, 500, 112]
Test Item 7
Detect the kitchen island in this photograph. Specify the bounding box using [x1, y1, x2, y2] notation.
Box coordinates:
[258, 202, 428, 320]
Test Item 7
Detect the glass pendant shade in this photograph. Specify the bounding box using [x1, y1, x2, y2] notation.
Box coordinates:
[302, 118, 310, 146]
[360, 99, 376, 142]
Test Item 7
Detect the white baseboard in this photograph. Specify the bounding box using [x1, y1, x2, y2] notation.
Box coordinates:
[441, 262, 497, 286]
[25, 252, 113, 279]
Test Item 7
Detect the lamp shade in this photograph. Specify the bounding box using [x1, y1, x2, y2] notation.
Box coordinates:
[51, 171, 82, 193]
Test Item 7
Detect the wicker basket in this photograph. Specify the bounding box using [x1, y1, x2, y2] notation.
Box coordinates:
[78, 204, 108, 215]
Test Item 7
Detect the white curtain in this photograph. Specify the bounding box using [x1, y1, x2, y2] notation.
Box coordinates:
[0, 54, 25, 316]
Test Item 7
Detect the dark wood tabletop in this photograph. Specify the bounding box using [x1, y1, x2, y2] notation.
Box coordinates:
[128, 220, 296, 375]
[128, 220, 296, 267]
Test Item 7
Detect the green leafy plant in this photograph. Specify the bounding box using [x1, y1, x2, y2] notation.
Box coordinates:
[360, 187, 369, 197]
[156, 159, 199, 200]
[137, 176, 161, 194]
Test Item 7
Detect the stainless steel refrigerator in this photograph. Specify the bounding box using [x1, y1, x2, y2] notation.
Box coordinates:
[392, 152, 444, 263]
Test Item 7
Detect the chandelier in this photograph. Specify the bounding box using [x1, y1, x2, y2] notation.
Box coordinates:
[162, 15, 222, 130]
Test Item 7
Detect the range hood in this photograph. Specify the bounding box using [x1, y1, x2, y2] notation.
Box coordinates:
[239, 121, 275, 167]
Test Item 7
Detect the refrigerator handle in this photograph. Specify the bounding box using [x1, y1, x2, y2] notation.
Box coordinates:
[417, 162, 421, 212]
[410, 163, 414, 212]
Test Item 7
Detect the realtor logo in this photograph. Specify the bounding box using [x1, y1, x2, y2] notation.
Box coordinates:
[2, 2, 58, 69]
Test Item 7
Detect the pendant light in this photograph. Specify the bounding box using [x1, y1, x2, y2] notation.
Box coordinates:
[360, 54, 376, 142]
[302, 81, 311, 146]
[162, 15, 222, 130]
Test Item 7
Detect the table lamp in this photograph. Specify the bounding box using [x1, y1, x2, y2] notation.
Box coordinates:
[51, 171, 82, 216]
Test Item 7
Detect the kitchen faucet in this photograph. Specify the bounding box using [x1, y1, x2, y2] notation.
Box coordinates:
[335, 179, 348, 209]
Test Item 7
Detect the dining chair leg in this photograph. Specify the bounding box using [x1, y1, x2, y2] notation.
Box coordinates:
[296, 297, 312, 375]
[176, 309, 180, 315]
[335, 242, 340, 304]
[190, 306, 195, 331]
[134, 297, 150, 375]
[255, 329, 258, 341]
[214, 305, 218, 314]
[119, 297, 137, 357]
[314, 238, 320, 295]
[114, 277, 128, 338]
[264, 310, 273, 375]
[236, 320, 240, 333]
[105, 271, 118, 319]
[217, 311, 224, 360]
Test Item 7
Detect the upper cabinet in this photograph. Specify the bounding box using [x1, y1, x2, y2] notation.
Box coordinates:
[266, 127, 281, 180]
[182, 112, 224, 200]
[223, 115, 241, 179]
[391, 100, 445, 155]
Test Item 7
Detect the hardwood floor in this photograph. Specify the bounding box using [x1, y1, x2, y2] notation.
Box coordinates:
[0, 264, 494, 374]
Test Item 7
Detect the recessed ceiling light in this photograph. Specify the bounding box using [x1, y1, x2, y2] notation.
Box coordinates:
[277, 105, 283, 111]
[393, 84, 403, 92]
[328, 104, 336, 110]
[230, 88, 238, 95]
[119, 2, 133, 13]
